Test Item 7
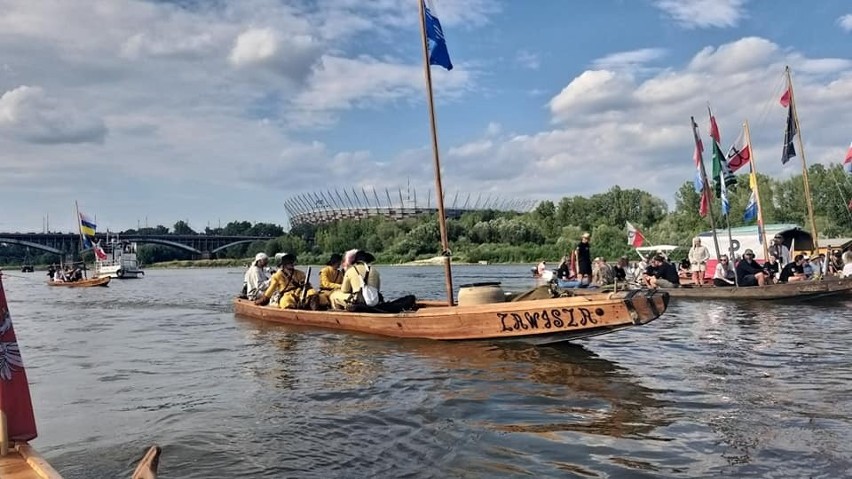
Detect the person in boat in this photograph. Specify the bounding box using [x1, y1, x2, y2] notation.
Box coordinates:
[556, 256, 572, 280]
[643, 255, 680, 288]
[613, 256, 628, 283]
[71, 265, 84, 282]
[243, 252, 270, 300]
[778, 254, 807, 283]
[592, 257, 613, 286]
[827, 250, 844, 276]
[840, 251, 852, 278]
[688, 237, 710, 286]
[677, 258, 690, 279]
[318, 253, 344, 309]
[535, 260, 548, 277]
[330, 250, 381, 310]
[712, 255, 736, 286]
[572, 232, 593, 285]
[764, 254, 780, 282]
[255, 253, 318, 310]
[735, 249, 768, 287]
[769, 234, 791, 265]
[802, 255, 814, 278]
[47, 264, 56, 281]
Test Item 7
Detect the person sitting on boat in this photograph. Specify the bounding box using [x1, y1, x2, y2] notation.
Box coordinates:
[243, 252, 270, 300]
[556, 256, 572, 280]
[592, 257, 613, 286]
[317, 253, 344, 309]
[712, 255, 736, 286]
[764, 254, 780, 282]
[536, 261, 547, 277]
[643, 255, 679, 289]
[802, 256, 814, 278]
[613, 256, 628, 283]
[47, 264, 56, 281]
[572, 233, 592, 285]
[53, 268, 65, 282]
[827, 250, 844, 276]
[840, 251, 852, 278]
[329, 250, 381, 310]
[255, 253, 318, 310]
[688, 237, 710, 286]
[778, 254, 807, 283]
[735, 249, 768, 287]
[71, 265, 83, 282]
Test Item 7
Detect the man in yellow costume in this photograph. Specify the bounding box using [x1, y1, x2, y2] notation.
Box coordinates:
[329, 250, 381, 310]
[317, 253, 343, 309]
[255, 253, 318, 309]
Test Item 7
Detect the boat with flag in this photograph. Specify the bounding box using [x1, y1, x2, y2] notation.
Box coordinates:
[0, 271, 161, 478]
[46, 204, 111, 288]
[93, 235, 144, 279]
[234, 0, 671, 343]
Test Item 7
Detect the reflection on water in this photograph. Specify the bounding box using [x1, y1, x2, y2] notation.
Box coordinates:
[2, 267, 851, 478]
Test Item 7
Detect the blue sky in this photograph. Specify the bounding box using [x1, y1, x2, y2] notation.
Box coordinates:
[1, 0, 851, 233]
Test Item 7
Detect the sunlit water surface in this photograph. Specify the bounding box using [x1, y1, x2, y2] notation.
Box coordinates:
[3, 265, 851, 478]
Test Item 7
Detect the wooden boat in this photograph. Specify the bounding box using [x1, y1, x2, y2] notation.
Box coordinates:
[46, 276, 110, 288]
[234, 289, 669, 345]
[0, 272, 160, 478]
[658, 277, 852, 301]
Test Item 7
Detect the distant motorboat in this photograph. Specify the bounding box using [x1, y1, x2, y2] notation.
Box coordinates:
[94, 235, 145, 279]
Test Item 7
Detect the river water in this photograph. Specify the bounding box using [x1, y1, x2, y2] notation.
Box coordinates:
[3, 265, 851, 478]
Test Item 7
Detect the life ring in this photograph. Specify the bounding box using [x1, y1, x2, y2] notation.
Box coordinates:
[116, 268, 125, 278]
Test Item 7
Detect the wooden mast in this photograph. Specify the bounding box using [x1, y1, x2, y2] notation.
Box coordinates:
[418, 0, 454, 306]
[785, 66, 819, 251]
[744, 120, 771, 261]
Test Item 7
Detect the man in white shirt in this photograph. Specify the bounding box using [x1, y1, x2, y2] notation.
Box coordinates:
[243, 253, 270, 300]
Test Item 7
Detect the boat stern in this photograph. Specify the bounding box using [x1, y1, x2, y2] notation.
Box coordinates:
[618, 289, 669, 325]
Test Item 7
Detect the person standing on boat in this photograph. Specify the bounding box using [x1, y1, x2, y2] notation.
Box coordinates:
[735, 249, 768, 287]
[769, 235, 791, 266]
[255, 253, 318, 310]
[243, 252, 270, 300]
[572, 232, 592, 286]
[330, 250, 381, 310]
[712, 255, 736, 286]
[688, 237, 710, 287]
[317, 253, 344, 309]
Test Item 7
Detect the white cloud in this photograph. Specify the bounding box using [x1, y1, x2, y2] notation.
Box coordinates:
[0, 85, 107, 144]
[653, 0, 748, 29]
[592, 48, 667, 70]
[516, 50, 541, 70]
[548, 70, 636, 121]
[838, 14, 852, 32]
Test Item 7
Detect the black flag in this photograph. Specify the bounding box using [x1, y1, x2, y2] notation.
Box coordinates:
[781, 106, 797, 164]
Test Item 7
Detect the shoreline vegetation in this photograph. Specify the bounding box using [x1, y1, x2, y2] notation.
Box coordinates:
[2, 165, 849, 269]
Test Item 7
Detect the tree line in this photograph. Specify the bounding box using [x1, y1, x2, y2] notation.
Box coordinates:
[2, 164, 850, 267]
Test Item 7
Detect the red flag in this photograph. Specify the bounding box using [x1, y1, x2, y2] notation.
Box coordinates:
[94, 242, 108, 261]
[845, 142, 852, 165]
[626, 221, 645, 247]
[726, 128, 751, 172]
[0, 273, 38, 442]
[779, 88, 791, 107]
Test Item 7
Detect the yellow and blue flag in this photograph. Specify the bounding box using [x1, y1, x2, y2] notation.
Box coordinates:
[79, 212, 96, 249]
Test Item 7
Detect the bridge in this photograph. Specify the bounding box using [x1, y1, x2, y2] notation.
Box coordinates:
[0, 233, 272, 259]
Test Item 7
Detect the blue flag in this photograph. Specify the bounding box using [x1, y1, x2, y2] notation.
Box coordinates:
[424, 1, 453, 70]
[720, 174, 730, 216]
[743, 190, 758, 222]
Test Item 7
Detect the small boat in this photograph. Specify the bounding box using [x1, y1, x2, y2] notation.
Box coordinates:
[46, 276, 110, 288]
[658, 276, 852, 301]
[0, 272, 160, 478]
[234, 288, 669, 345]
[20, 265, 34, 273]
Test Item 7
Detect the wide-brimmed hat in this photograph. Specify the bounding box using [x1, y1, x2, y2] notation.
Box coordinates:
[353, 250, 376, 264]
[326, 253, 343, 266]
[276, 252, 296, 266]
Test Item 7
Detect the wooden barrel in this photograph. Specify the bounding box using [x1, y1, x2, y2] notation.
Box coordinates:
[457, 282, 505, 306]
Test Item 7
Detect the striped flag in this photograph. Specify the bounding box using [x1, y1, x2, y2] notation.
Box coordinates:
[79, 211, 97, 249]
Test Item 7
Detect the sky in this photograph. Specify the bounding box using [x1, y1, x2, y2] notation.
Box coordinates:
[1, 0, 851, 233]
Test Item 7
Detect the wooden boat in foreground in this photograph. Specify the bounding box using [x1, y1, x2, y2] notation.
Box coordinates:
[0, 273, 158, 478]
[46, 276, 110, 288]
[234, 289, 669, 345]
[659, 277, 852, 300]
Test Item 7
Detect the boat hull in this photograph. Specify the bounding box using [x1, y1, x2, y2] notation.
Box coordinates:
[660, 277, 852, 300]
[46, 276, 110, 288]
[233, 290, 669, 344]
[95, 264, 144, 279]
[0, 442, 63, 479]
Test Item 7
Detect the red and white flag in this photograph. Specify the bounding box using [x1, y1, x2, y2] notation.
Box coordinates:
[626, 221, 645, 247]
[94, 241, 108, 261]
[725, 127, 751, 173]
[0, 272, 38, 442]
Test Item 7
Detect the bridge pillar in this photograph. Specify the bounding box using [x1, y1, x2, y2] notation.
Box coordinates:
[201, 251, 212, 260]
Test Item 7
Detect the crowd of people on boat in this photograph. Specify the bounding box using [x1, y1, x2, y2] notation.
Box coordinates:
[46, 263, 84, 282]
[240, 249, 402, 312]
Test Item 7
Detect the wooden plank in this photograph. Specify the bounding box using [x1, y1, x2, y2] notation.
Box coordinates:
[0, 443, 63, 479]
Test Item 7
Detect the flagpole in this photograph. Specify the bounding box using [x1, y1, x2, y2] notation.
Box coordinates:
[74, 201, 88, 279]
[744, 120, 771, 261]
[418, 0, 454, 306]
[691, 116, 722, 261]
[785, 66, 819, 252]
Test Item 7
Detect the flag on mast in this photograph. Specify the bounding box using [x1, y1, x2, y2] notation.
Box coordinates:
[423, 0, 452, 70]
[708, 108, 736, 193]
[743, 173, 758, 222]
[626, 221, 645, 247]
[725, 127, 751, 172]
[0, 273, 38, 442]
[692, 120, 710, 217]
[844, 141, 852, 174]
[79, 211, 97, 249]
